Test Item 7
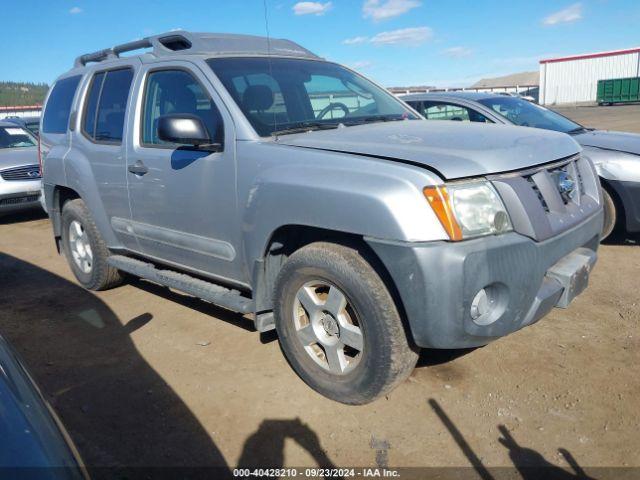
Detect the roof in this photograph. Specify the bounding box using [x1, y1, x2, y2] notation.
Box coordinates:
[388, 86, 437, 94]
[540, 47, 640, 64]
[470, 71, 539, 89]
[74, 30, 320, 67]
[400, 91, 500, 102]
[0, 120, 26, 127]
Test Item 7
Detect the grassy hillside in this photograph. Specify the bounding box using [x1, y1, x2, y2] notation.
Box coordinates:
[0, 81, 49, 107]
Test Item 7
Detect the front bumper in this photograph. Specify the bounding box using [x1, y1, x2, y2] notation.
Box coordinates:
[366, 210, 603, 349]
[606, 179, 640, 233]
[0, 179, 43, 213]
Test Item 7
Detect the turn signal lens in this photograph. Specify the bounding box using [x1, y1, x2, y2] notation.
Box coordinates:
[423, 186, 463, 241]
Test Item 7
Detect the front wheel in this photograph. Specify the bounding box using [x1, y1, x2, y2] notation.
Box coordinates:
[274, 242, 418, 404]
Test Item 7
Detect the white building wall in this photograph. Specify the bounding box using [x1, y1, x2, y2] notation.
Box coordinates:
[540, 50, 640, 105]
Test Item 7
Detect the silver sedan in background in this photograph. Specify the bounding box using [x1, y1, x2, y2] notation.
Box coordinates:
[401, 92, 640, 240]
[0, 120, 42, 216]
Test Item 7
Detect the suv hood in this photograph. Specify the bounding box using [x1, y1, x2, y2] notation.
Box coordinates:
[0, 147, 39, 171]
[275, 121, 580, 179]
[572, 130, 640, 156]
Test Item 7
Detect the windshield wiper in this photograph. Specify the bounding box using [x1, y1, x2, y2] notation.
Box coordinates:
[344, 114, 407, 126]
[272, 122, 341, 137]
[567, 126, 591, 134]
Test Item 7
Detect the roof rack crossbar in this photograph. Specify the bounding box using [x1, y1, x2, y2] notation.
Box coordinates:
[74, 38, 153, 67]
[72, 30, 320, 68]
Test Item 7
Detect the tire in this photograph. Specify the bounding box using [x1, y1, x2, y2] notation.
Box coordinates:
[274, 242, 418, 404]
[601, 188, 617, 241]
[61, 198, 124, 291]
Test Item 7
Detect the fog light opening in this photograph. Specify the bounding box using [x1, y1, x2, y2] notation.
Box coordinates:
[470, 286, 504, 326]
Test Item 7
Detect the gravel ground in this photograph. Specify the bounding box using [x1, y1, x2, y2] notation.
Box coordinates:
[0, 106, 638, 479]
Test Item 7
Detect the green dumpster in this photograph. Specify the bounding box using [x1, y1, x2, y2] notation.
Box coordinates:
[597, 77, 640, 105]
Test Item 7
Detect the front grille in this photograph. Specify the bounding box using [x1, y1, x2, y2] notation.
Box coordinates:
[0, 194, 40, 206]
[1, 164, 41, 181]
[490, 155, 601, 242]
[525, 175, 549, 212]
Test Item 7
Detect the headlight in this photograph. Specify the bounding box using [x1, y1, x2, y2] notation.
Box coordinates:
[423, 181, 512, 241]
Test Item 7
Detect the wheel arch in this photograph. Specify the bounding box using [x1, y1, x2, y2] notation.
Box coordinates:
[49, 185, 81, 252]
[252, 224, 417, 348]
[599, 177, 626, 230]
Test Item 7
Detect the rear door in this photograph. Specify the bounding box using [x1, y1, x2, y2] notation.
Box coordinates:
[124, 61, 243, 286]
[70, 60, 138, 250]
[41, 75, 83, 204]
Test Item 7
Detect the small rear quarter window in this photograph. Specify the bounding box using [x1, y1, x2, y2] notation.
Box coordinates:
[42, 75, 82, 134]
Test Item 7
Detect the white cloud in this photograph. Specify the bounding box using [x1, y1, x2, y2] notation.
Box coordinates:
[69, 6, 82, 14]
[343, 36, 369, 45]
[542, 3, 582, 26]
[349, 60, 373, 70]
[363, 0, 421, 22]
[443, 46, 473, 58]
[293, 1, 332, 16]
[370, 27, 433, 46]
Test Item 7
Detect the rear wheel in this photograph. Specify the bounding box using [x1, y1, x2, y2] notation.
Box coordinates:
[61, 199, 124, 291]
[601, 188, 617, 240]
[274, 242, 418, 404]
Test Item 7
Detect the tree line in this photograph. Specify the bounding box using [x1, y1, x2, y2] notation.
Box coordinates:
[0, 81, 49, 107]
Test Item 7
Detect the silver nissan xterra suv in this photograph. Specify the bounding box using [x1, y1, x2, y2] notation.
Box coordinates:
[41, 31, 603, 404]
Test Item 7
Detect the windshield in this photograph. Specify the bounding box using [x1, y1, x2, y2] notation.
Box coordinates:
[0, 126, 37, 149]
[477, 97, 583, 133]
[207, 57, 419, 136]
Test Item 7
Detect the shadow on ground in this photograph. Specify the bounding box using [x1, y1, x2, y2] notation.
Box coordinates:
[601, 231, 639, 246]
[0, 209, 47, 225]
[429, 398, 596, 480]
[0, 252, 229, 478]
[417, 348, 477, 368]
[0, 252, 343, 479]
[237, 418, 339, 471]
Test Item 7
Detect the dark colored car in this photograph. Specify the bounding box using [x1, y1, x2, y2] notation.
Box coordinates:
[0, 332, 86, 478]
[402, 91, 640, 239]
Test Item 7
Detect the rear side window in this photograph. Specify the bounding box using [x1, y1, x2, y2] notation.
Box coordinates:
[82, 68, 134, 143]
[42, 75, 81, 134]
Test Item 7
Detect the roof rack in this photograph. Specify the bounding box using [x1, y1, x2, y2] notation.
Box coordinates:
[73, 30, 320, 67]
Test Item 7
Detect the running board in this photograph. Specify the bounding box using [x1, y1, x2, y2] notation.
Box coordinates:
[107, 255, 253, 314]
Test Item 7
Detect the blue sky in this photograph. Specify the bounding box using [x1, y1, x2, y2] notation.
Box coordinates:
[1, 0, 639, 87]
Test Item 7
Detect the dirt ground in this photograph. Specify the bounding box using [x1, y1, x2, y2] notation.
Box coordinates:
[553, 104, 640, 134]
[1, 106, 639, 479]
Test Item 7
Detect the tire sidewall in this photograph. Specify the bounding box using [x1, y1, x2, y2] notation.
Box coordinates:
[601, 188, 617, 240]
[275, 250, 400, 403]
[61, 201, 101, 289]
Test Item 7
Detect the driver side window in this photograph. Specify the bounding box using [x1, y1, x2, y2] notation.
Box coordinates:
[141, 69, 223, 147]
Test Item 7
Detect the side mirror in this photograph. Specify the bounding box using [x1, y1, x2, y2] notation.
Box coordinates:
[158, 114, 221, 151]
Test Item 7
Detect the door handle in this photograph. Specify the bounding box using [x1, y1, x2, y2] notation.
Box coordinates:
[128, 161, 149, 175]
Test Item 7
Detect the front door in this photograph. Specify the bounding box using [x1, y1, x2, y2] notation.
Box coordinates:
[125, 62, 244, 287]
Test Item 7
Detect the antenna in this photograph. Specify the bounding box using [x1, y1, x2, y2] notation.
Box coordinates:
[262, 0, 279, 135]
[262, 0, 272, 55]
